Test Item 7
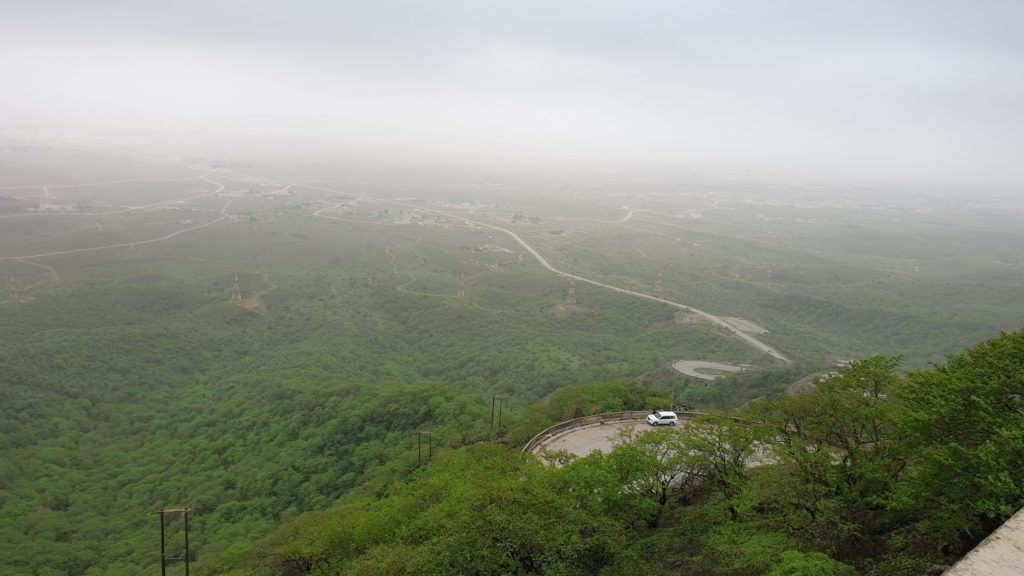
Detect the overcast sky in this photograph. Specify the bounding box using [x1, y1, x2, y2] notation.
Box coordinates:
[3, 1, 1023, 190]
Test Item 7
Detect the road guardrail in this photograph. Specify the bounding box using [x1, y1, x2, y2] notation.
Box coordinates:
[521, 410, 707, 455]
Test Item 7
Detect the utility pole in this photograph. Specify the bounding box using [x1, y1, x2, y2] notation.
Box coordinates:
[566, 275, 576, 306]
[497, 396, 505, 431]
[160, 508, 165, 576]
[157, 507, 192, 576]
[231, 275, 241, 301]
[415, 431, 432, 467]
[491, 394, 506, 438]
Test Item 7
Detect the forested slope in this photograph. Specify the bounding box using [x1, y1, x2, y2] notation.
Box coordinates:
[0, 268, 759, 576]
[2, 209, 1021, 575]
[213, 329, 1024, 576]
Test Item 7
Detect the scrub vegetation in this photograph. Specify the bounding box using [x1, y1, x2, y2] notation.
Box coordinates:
[2, 145, 1024, 574]
[208, 331, 1024, 576]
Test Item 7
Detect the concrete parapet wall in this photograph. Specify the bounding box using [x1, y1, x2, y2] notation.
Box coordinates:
[945, 507, 1024, 576]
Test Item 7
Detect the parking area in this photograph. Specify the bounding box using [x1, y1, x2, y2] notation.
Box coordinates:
[531, 420, 652, 458]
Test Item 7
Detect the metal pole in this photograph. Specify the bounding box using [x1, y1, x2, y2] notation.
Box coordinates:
[160, 510, 166, 576]
[184, 509, 190, 576]
[490, 395, 496, 437]
[497, 397, 504, 431]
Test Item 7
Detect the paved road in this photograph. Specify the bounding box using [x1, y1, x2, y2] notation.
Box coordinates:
[0, 175, 219, 219]
[533, 420, 655, 458]
[0, 202, 230, 260]
[130, 166, 792, 364]
[673, 360, 746, 381]
[372, 199, 791, 364]
[0, 173, 229, 260]
[533, 414, 1024, 574]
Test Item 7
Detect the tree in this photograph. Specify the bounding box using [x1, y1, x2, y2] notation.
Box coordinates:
[893, 330, 1024, 546]
[681, 414, 769, 521]
[257, 509, 342, 575]
[749, 357, 905, 553]
[604, 427, 703, 527]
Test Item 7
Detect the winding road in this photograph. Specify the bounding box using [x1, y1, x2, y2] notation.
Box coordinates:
[370, 198, 791, 363]
[0, 174, 230, 261]
[2, 159, 789, 364]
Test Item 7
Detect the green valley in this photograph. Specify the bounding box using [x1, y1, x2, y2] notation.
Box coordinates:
[1, 141, 1023, 575]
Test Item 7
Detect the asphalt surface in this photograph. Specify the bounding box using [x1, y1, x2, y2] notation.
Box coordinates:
[533, 420, 655, 458]
[672, 360, 745, 381]
[372, 198, 792, 364]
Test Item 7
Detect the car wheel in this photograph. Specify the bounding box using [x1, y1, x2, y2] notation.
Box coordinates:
[670, 421, 676, 426]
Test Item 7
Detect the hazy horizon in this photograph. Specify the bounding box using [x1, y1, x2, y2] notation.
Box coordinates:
[3, 1, 1024, 194]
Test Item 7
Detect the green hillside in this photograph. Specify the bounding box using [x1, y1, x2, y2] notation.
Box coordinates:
[2, 147, 1023, 575]
[0, 267, 760, 575]
[208, 329, 1024, 576]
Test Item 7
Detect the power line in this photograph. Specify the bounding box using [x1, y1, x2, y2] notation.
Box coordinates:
[415, 431, 433, 467]
[157, 507, 192, 576]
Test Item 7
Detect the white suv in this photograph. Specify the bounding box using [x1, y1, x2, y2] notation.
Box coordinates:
[646, 411, 678, 426]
